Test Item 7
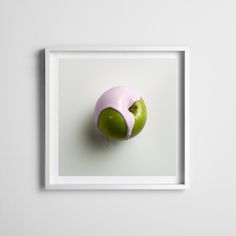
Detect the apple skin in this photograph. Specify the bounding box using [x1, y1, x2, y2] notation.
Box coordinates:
[98, 108, 127, 140]
[97, 98, 147, 140]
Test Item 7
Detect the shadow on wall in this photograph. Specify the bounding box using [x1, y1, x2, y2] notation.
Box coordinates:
[37, 49, 45, 190]
[82, 112, 108, 150]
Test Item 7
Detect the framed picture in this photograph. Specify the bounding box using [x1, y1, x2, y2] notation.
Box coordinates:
[45, 46, 189, 190]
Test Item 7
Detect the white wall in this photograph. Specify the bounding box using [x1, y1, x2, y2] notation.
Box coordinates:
[1, 0, 236, 235]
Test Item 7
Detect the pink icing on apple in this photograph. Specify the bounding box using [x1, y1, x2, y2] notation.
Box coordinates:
[95, 86, 141, 139]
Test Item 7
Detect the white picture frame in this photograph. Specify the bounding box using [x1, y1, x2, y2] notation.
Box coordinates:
[45, 46, 189, 190]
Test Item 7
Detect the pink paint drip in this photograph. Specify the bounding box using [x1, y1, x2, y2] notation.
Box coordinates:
[95, 86, 141, 139]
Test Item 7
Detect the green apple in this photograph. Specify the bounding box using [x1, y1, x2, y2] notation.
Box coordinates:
[97, 98, 147, 140]
[129, 98, 147, 138]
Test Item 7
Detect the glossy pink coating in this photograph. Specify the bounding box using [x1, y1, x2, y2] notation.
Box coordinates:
[95, 86, 141, 138]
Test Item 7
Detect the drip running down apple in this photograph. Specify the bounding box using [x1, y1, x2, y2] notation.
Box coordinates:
[94, 86, 147, 140]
